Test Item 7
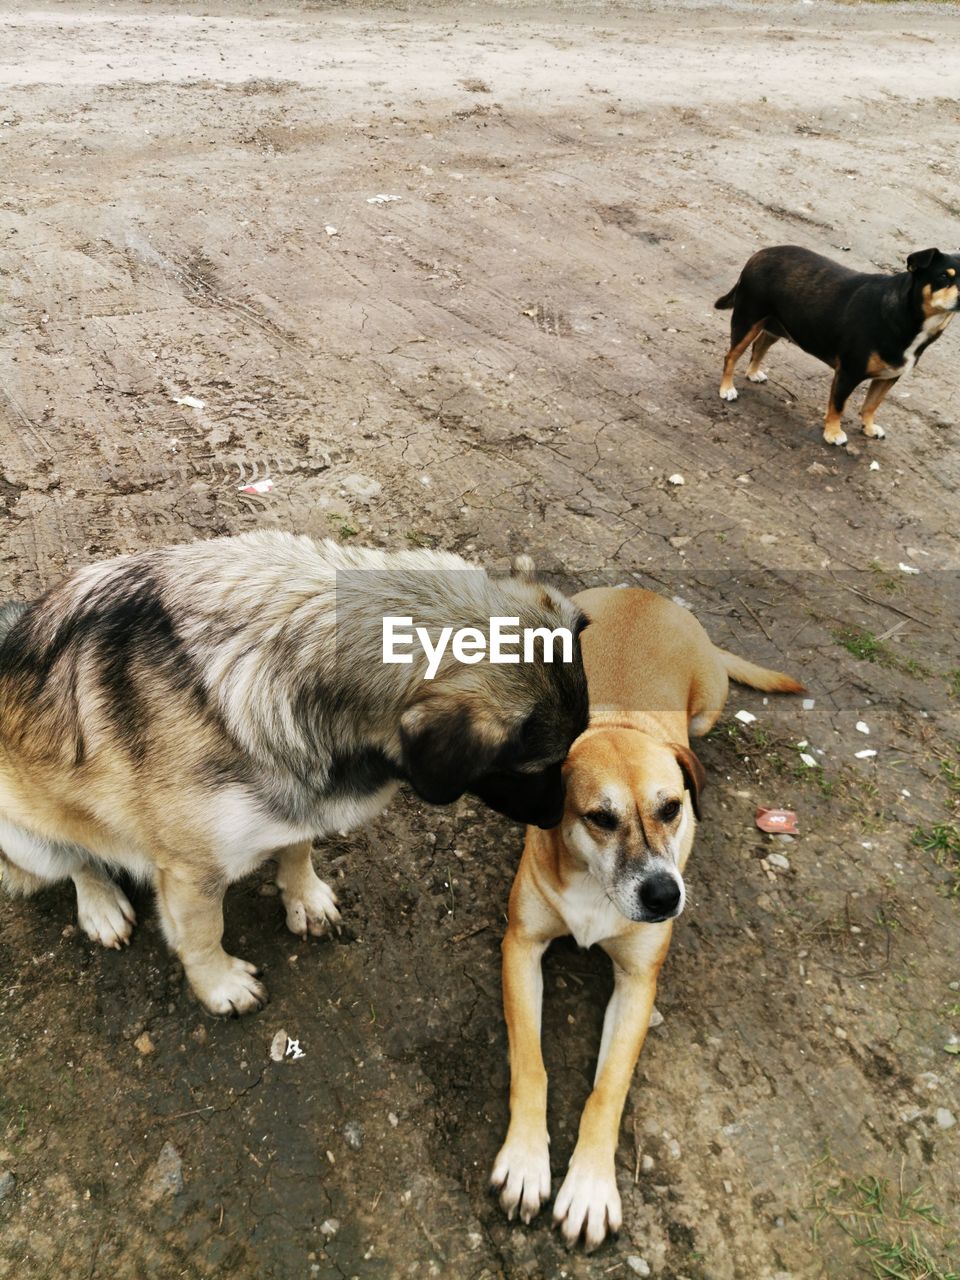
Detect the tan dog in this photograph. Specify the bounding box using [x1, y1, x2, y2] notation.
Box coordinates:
[490, 586, 804, 1249]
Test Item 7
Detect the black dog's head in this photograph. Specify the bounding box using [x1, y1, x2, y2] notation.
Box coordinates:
[398, 563, 589, 829]
[907, 248, 960, 316]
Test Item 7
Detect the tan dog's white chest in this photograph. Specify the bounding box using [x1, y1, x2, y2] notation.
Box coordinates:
[547, 869, 628, 950]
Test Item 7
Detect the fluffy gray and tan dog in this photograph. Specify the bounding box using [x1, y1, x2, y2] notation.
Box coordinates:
[490, 586, 803, 1249]
[0, 532, 588, 1015]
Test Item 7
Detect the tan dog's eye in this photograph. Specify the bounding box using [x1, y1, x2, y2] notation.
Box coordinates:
[658, 799, 682, 822]
[584, 809, 618, 831]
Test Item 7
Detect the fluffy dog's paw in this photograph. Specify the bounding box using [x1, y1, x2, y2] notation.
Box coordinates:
[861, 422, 885, 439]
[719, 386, 738, 402]
[747, 370, 768, 383]
[553, 1156, 622, 1251]
[282, 878, 341, 938]
[75, 875, 136, 950]
[823, 428, 847, 446]
[490, 1133, 551, 1224]
[190, 955, 267, 1016]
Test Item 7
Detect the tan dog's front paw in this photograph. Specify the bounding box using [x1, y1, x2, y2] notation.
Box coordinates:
[75, 872, 136, 949]
[490, 1133, 551, 1223]
[553, 1156, 621, 1251]
[282, 878, 341, 938]
[189, 954, 267, 1016]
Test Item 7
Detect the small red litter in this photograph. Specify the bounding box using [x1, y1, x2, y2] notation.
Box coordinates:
[756, 807, 799, 835]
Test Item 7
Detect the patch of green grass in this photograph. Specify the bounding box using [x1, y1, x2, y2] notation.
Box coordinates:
[707, 719, 846, 798]
[946, 669, 960, 700]
[813, 1173, 959, 1280]
[912, 823, 960, 897]
[868, 561, 902, 594]
[705, 721, 743, 744]
[901, 657, 930, 679]
[832, 627, 930, 679]
[325, 512, 358, 539]
[835, 626, 887, 662]
[0, 1100, 29, 1140]
[939, 752, 960, 796]
[405, 530, 439, 549]
[792, 762, 838, 798]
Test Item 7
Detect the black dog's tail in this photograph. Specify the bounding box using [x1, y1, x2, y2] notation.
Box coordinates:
[714, 284, 737, 310]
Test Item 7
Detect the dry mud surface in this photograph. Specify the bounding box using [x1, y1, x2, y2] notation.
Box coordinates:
[1, 3, 959, 1278]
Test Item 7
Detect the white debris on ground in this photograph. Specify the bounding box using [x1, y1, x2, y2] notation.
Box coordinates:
[141, 1142, 184, 1206]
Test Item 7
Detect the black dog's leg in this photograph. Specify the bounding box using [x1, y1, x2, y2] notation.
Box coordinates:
[746, 331, 778, 384]
[860, 377, 898, 439]
[823, 366, 863, 446]
[719, 316, 765, 401]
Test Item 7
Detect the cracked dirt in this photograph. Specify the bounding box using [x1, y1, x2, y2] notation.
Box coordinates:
[0, 2, 958, 1277]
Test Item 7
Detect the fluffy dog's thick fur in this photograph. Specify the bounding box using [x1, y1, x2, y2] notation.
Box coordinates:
[0, 532, 588, 1014]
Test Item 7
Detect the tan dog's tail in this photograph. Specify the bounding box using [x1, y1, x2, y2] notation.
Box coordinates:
[716, 648, 805, 694]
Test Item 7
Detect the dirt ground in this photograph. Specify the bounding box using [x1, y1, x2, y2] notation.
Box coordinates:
[1, 1, 959, 1277]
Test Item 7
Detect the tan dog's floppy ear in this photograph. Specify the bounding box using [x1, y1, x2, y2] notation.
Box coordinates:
[400, 696, 504, 806]
[510, 554, 536, 583]
[671, 743, 706, 821]
[907, 248, 938, 272]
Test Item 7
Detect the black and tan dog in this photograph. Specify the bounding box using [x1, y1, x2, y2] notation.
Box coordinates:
[0, 533, 588, 1015]
[715, 244, 960, 444]
[490, 586, 803, 1249]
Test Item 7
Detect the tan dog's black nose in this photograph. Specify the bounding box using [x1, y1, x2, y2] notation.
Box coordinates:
[639, 873, 681, 919]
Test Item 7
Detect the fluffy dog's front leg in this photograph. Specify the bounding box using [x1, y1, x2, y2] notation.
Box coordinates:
[490, 925, 553, 1224]
[274, 840, 341, 938]
[156, 867, 266, 1015]
[554, 936, 668, 1251]
[73, 862, 136, 949]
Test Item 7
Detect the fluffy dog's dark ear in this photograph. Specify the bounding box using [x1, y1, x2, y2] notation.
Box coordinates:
[400, 697, 504, 806]
[671, 743, 705, 821]
[907, 248, 938, 272]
